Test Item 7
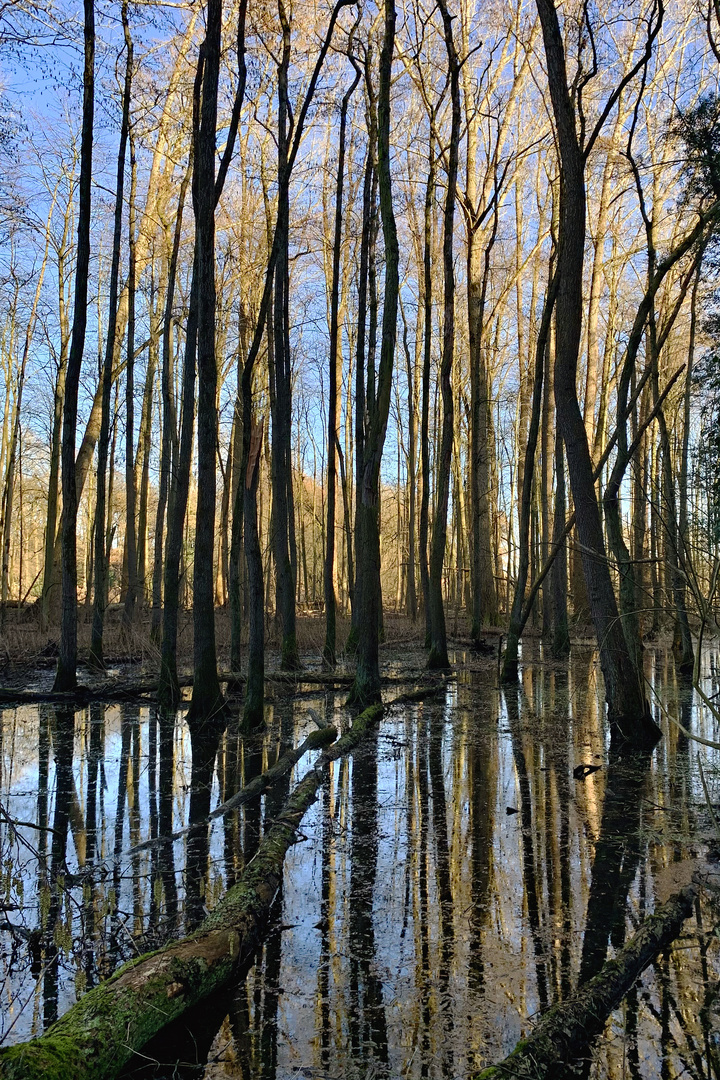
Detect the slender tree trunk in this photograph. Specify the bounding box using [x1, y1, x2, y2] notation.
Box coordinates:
[89, 5, 132, 667]
[419, 128, 434, 644]
[271, 0, 300, 672]
[467, 206, 499, 635]
[151, 161, 191, 642]
[135, 295, 160, 604]
[228, 322, 246, 673]
[502, 262, 558, 680]
[324, 56, 360, 667]
[159, 257, 198, 708]
[243, 417, 265, 731]
[347, 148, 374, 655]
[428, 0, 460, 670]
[54, 0, 94, 692]
[122, 124, 140, 630]
[348, 0, 399, 707]
[401, 305, 417, 620]
[188, 0, 224, 724]
[550, 427, 570, 657]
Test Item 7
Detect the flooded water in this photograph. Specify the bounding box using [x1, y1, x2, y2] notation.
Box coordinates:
[2, 645, 720, 1078]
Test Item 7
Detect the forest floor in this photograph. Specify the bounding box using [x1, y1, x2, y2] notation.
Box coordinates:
[0, 602, 587, 682]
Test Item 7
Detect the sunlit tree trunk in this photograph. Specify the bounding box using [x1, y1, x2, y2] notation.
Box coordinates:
[348, 0, 399, 707]
[122, 125, 140, 630]
[188, 0, 224, 725]
[427, 0, 460, 671]
[89, 3, 132, 667]
[535, 0, 660, 745]
[151, 161, 191, 643]
[324, 54, 360, 668]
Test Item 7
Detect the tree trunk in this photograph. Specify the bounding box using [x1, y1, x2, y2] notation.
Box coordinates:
[324, 56, 360, 667]
[549, 425, 570, 657]
[427, 0, 460, 671]
[122, 124, 139, 630]
[89, 4, 132, 667]
[502, 263, 558, 681]
[54, 0, 94, 692]
[474, 884, 698, 1080]
[535, 0, 659, 746]
[188, 0, 225, 725]
[467, 218, 499, 635]
[347, 147, 374, 656]
[135, 294, 160, 604]
[150, 160, 191, 643]
[348, 0, 399, 707]
[419, 128, 434, 645]
[158, 255, 198, 709]
[271, 0, 300, 672]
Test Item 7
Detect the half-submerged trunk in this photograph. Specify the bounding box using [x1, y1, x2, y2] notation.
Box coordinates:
[535, 0, 660, 746]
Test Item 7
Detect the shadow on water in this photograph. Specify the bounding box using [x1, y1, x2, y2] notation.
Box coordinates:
[2, 648, 720, 1078]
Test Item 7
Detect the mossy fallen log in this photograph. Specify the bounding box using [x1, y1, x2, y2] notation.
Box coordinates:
[473, 882, 698, 1079]
[0, 703, 383, 1080]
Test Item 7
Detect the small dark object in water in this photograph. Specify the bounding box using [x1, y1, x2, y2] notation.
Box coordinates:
[573, 763, 602, 780]
[28, 928, 42, 976]
[506, 806, 518, 815]
[471, 637, 495, 655]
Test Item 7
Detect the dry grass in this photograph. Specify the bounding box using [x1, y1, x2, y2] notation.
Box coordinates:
[0, 604, 476, 674]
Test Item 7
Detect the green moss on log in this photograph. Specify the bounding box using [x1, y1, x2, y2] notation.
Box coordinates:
[472, 883, 698, 1079]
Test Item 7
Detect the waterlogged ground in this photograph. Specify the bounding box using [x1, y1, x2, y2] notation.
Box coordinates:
[1, 643, 720, 1078]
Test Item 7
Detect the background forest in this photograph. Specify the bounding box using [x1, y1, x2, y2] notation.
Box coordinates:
[1, 0, 720, 721]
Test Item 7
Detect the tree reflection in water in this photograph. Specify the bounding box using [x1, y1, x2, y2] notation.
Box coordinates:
[1, 648, 720, 1077]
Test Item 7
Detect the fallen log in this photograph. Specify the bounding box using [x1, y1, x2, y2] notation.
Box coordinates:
[473, 882, 699, 1080]
[0, 702, 383, 1080]
[0, 669, 452, 707]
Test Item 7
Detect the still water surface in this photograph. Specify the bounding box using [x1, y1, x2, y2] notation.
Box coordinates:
[1, 645, 720, 1078]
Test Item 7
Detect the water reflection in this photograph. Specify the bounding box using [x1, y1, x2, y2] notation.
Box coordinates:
[1, 648, 720, 1079]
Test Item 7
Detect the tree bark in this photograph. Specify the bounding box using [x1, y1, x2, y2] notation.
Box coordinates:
[271, 0, 300, 672]
[188, 0, 224, 725]
[535, 0, 660, 745]
[427, 0, 460, 671]
[419, 126, 434, 645]
[53, 0, 94, 692]
[150, 160, 191, 643]
[324, 53, 360, 668]
[121, 122, 140, 631]
[473, 884, 698, 1080]
[89, 4, 132, 667]
[348, 0, 399, 707]
[502, 262, 558, 681]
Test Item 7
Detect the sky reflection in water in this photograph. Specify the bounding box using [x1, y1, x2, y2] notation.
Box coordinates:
[1, 644, 720, 1079]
